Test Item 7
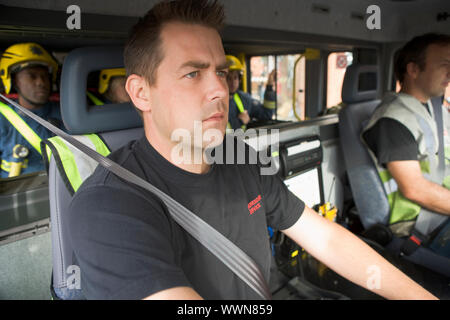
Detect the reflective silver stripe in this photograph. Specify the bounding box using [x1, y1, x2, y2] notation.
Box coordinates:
[415, 114, 443, 185]
[412, 102, 448, 236]
[383, 178, 398, 196]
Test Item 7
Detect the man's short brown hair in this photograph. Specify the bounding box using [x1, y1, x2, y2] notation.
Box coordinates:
[394, 33, 450, 84]
[124, 0, 225, 86]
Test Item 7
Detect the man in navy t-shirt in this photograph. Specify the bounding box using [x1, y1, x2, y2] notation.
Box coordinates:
[68, 0, 436, 300]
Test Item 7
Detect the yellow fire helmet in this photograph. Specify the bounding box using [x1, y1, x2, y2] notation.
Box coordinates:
[226, 55, 244, 73]
[0, 43, 58, 94]
[98, 68, 126, 94]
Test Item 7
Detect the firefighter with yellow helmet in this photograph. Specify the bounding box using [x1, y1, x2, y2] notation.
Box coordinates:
[226, 55, 276, 130]
[87, 68, 130, 105]
[0, 42, 63, 178]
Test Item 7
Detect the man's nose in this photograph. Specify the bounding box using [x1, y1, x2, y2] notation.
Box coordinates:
[35, 75, 48, 87]
[207, 73, 228, 101]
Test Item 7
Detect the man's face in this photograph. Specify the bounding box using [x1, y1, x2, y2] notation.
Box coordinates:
[416, 44, 450, 98]
[226, 70, 240, 94]
[14, 66, 51, 107]
[146, 22, 229, 150]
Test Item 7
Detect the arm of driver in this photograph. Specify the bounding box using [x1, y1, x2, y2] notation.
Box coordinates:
[387, 160, 450, 215]
[144, 286, 203, 300]
[282, 207, 437, 300]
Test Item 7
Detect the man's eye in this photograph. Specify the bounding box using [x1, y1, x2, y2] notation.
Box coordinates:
[217, 70, 228, 77]
[185, 71, 198, 79]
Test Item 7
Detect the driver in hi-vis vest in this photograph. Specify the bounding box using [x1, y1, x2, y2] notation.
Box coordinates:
[0, 42, 64, 178]
[226, 55, 276, 130]
[362, 33, 450, 257]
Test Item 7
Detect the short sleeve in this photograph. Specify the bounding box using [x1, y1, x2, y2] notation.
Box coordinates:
[260, 172, 305, 230]
[363, 118, 419, 167]
[68, 185, 191, 300]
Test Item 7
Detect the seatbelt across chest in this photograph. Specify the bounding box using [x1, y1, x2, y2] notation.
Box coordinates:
[0, 93, 271, 300]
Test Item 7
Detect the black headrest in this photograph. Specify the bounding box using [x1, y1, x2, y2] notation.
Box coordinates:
[60, 46, 142, 135]
[341, 64, 379, 104]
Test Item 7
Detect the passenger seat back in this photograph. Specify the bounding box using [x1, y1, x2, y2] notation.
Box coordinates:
[48, 47, 143, 299]
[338, 64, 389, 229]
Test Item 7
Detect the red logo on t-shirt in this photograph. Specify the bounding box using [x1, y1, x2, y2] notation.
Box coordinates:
[248, 195, 262, 215]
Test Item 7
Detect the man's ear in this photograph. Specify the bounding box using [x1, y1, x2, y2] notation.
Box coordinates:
[406, 62, 420, 80]
[125, 74, 151, 113]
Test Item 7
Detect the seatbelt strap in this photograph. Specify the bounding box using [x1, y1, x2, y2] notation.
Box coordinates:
[0, 93, 271, 300]
[401, 97, 448, 255]
[0, 101, 42, 154]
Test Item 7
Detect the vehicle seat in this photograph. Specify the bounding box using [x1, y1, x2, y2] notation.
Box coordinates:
[338, 64, 386, 228]
[338, 64, 450, 278]
[47, 47, 144, 299]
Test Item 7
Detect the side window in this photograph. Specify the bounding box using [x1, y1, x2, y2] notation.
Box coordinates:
[392, 49, 401, 93]
[326, 52, 353, 109]
[250, 55, 275, 104]
[250, 54, 305, 121]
